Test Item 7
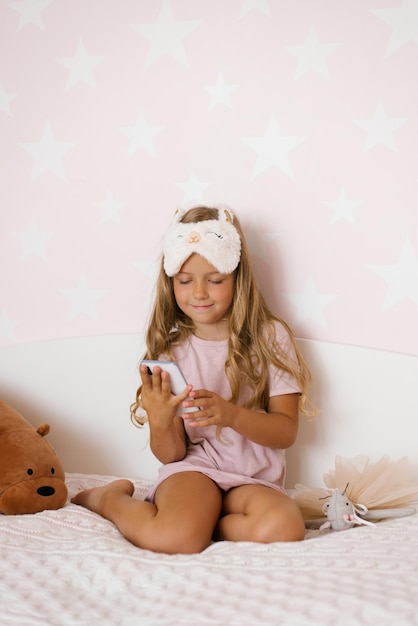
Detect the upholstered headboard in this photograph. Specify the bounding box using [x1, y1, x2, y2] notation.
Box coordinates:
[1, 335, 417, 487]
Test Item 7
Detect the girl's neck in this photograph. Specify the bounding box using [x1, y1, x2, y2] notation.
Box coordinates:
[193, 320, 229, 341]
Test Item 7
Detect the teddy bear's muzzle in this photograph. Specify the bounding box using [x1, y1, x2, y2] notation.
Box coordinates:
[37, 485, 56, 497]
[0, 477, 68, 515]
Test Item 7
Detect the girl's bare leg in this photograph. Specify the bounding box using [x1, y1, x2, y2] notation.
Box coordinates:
[71, 472, 222, 554]
[215, 484, 305, 543]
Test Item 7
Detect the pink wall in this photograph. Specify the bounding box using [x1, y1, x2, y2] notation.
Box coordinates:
[1, 0, 417, 355]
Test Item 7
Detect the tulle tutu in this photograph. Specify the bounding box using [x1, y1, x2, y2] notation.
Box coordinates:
[292, 455, 418, 520]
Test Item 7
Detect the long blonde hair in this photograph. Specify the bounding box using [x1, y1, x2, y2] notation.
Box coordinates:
[131, 206, 313, 425]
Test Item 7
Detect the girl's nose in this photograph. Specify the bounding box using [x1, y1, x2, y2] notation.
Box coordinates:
[193, 281, 208, 299]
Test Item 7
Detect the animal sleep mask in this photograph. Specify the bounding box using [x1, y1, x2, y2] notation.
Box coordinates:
[162, 206, 242, 276]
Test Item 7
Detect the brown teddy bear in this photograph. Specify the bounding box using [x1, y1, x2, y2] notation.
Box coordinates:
[0, 400, 68, 514]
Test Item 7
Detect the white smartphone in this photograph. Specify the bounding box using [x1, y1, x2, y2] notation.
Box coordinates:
[141, 360, 197, 413]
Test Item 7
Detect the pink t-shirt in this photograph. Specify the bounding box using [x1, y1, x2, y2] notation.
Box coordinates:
[145, 322, 300, 501]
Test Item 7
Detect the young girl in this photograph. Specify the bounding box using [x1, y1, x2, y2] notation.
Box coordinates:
[72, 205, 312, 554]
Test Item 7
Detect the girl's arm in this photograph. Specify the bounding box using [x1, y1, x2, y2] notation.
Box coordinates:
[139, 365, 188, 464]
[228, 393, 299, 448]
[183, 391, 299, 449]
[149, 416, 187, 464]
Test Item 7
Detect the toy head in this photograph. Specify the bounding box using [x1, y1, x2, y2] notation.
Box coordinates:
[321, 487, 355, 531]
[0, 401, 68, 515]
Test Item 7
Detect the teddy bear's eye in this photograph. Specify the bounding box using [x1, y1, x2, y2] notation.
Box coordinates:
[27, 468, 33, 475]
[51, 468, 55, 475]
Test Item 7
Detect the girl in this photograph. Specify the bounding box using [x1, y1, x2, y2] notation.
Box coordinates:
[72, 206, 312, 554]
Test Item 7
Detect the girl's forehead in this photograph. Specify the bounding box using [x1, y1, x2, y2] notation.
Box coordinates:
[178, 253, 221, 275]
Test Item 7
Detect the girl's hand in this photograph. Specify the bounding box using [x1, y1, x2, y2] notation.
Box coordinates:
[183, 388, 300, 449]
[140, 364, 193, 428]
[181, 389, 234, 428]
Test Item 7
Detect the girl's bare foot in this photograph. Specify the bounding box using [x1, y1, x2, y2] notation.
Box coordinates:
[71, 479, 135, 516]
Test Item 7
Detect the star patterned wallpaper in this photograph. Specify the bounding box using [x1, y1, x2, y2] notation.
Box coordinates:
[1, 0, 417, 356]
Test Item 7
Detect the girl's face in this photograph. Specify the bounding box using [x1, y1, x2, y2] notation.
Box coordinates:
[173, 253, 234, 340]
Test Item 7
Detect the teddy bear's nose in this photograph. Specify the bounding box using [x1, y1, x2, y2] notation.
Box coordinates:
[37, 486, 55, 497]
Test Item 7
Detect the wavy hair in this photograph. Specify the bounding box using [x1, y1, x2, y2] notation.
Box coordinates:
[131, 206, 313, 426]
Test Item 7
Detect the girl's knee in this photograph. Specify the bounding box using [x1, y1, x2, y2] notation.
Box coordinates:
[251, 501, 306, 543]
[275, 513, 306, 542]
[251, 515, 304, 543]
[142, 527, 212, 554]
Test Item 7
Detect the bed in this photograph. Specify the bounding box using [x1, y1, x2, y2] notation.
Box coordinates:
[1, 334, 418, 625]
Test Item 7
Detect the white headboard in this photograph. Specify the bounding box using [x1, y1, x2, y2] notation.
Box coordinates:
[1, 334, 417, 487]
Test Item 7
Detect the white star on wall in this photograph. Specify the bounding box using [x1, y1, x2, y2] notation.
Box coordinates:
[204, 73, 238, 109]
[176, 171, 211, 204]
[285, 26, 340, 80]
[60, 273, 107, 321]
[284, 275, 338, 328]
[95, 192, 125, 224]
[0, 308, 19, 339]
[242, 115, 305, 179]
[324, 188, 362, 225]
[57, 38, 105, 91]
[368, 239, 418, 311]
[120, 110, 164, 157]
[9, 0, 53, 32]
[0, 82, 17, 116]
[132, 0, 202, 69]
[13, 219, 54, 260]
[239, 0, 272, 18]
[354, 102, 407, 151]
[19, 121, 76, 180]
[371, 0, 418, 57]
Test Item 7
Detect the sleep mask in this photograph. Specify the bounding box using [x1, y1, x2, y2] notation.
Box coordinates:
[162, 207, 242, 276]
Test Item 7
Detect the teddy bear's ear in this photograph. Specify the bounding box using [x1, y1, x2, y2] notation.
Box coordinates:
[36, 424, 50, 437]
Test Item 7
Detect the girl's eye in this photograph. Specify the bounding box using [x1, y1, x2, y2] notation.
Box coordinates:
[209, 279, 223, 285]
